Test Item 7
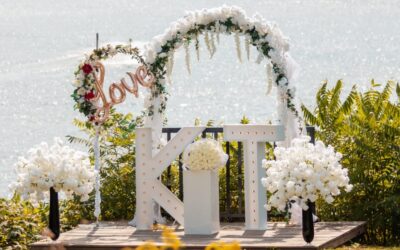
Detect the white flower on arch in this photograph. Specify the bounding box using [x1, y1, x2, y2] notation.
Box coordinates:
[143, 5, 302, 146]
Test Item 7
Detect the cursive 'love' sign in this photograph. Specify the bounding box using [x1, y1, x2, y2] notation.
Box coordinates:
[72, 44, 154, 125]
[91, 62, 155, 124]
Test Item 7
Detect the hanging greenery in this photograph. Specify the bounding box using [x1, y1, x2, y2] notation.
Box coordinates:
[143, 6, 299, 120]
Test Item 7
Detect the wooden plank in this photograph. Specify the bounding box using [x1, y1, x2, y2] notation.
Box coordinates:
[30, 221, 366, 250]
[319, 221, 367, 249]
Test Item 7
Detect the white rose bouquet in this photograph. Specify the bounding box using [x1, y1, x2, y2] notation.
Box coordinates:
[182, 138, 228, 171]
[261, 136, 353, 211]
[12, 138, 95, 202]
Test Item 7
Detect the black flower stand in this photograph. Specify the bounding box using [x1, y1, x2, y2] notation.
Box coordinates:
[302, 200, 315, 244]
[49, 187, 60, 240]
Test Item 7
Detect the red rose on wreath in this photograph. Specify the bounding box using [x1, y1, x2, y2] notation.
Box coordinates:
[84, 91, 95, 100]
[82, 64, 93, 74]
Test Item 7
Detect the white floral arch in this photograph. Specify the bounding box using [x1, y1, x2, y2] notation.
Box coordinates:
[142, 6, 302, 145]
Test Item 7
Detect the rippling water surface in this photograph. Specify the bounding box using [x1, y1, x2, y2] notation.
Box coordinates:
[1, 0, 399, 196]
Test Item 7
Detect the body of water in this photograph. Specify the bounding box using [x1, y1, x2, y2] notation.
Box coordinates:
[1, 0, 399, 196]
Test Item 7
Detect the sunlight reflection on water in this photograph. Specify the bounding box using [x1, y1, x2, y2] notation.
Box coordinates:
[1, 0, 399, 196]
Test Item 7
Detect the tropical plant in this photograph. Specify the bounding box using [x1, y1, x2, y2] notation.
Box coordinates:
[301, 80, 358, 144]
[302, 80, 400, 245]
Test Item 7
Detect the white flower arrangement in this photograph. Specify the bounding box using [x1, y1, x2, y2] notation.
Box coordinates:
[261, 136, 353, 211]
[182, 139, 228, 171]
[12, 138, 95, 202]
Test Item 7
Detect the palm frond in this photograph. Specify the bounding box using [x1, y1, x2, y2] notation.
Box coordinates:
[316, 81, 328, 108]
[385, 102, 400, 119]
[361, 90, 380, 116]
[301, 104, 320, 126]
[72, 118, 88, 129]
[66, 135, 92, 147]
[380, 81, 393, 103]
[340, 85, 357, 114]
[328, 80, 343, 113]
[383, 124, 400, 138]
[370, 78, 381, 88]
[316, 81, 329, 123]
[354, 93, 367, 121]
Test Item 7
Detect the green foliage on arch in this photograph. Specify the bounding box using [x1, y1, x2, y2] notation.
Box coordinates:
[147, 17, 297, 117]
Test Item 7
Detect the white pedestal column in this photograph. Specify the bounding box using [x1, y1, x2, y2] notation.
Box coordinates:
[183, 170, 220, 235]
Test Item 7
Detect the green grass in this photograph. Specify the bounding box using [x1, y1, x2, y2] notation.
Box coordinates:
[336, 244, 400, 250]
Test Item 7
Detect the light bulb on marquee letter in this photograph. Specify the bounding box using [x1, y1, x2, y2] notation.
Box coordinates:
[224, 124, 285, 230]
[135, 127, 206, 230]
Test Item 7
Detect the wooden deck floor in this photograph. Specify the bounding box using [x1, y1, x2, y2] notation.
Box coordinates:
[31, 221, 366, 250]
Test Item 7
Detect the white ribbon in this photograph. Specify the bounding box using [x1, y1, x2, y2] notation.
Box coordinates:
[266, 61, 274, 95]
[93, 127, 101, 224]
[275, 52, 305, 147]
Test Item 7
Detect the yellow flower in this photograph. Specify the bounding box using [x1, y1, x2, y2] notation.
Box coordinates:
[205, 242, 221, 250]
[135, 241, 159, 250]
[136, 227, 240, 250]
[227, 241, 241, 250]
[205, 241, 241, 250]
[160, 226, 182, 250]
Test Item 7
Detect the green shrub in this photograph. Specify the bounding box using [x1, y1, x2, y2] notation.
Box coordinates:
[0, 196, 46, 249]
[68, 110, 139, 220]
[1, 194, 101, 250]
[302, 80, 400, 245]
[59, 198, 94, 231]
[0, 195, 97, 249]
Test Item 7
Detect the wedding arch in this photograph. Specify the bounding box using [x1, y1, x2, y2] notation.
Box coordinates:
[130, 5, 304, 231]
[142, 6, 302, 145]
